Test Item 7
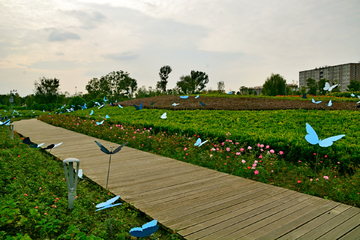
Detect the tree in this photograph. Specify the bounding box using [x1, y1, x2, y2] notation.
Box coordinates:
[347, 79, 360, 91]
[107, 70, 131, 97]
[262, 73, 286, 96]
[217, 81, 225, 93]
[176, 70, 209, 94]
[34, 77, 60, 104]
[306, 78, 317, 95]
[85, 78, 101, 99]
[157, 65, 172, 93]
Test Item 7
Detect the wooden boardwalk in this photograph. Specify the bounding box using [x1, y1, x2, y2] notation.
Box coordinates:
[14, 119, 360, 240]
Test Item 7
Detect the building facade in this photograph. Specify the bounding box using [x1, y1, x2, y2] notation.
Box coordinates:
[299, 63, 360, 92]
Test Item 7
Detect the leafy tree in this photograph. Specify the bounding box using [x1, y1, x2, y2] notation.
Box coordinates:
[85, 78, 101, 99]
[34, 77, 60, 104]
[248, 88, 254, 95]
[107, 71, 131, 97]
[156, 65, 172, 93]
[317, 78, 329, 95]
[217, 81, 225, 93]
[69, 96, 86, 110]
[347, 79, 360, 91]
[262, 73, 286, 96]
[176, 70, 209, 94]
[306, 78, 317, 95]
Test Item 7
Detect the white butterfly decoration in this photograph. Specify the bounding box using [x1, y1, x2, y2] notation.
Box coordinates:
[195, 95, 199, 99]
[96, 120, 104, 125]
[305, 123, 345, 147]
[323, 82, 338, 92]
[312, 99, 322, 104]
[76, 169, 83, 179]
[194, 138, 208, 147]
[328, 100, 332, 107]
[95, 196, 122, 212]
[118, 104, 123, 108]
[172, 103, 179, 106]
[160, 113, 167, 119]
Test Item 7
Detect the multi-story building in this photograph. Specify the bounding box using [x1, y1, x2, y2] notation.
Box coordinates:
[299, 63, 360, 92]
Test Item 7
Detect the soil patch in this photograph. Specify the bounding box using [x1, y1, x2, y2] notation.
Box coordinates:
[115, 95, 359, 111]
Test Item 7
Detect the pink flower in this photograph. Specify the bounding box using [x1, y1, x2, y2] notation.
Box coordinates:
[324, 176, 329, 180]
[270, 149, 275, 154]
[216, 148, 219, 151]
[44, 213, 47, 215]
[35, 206, 38, 209]
[266, 145, 270, 149]
[184, 147, 187, 151]
[259, 155, 262, 159]
[133, 136, 135, 139]
[240, 148, 244, 152]
[24, 194, 28, 196]
[241, 159, 246, 164]
[236, 152, 240, 155]
[252, 163, 257, 167]
[221, 142, 225, 146]
[248, 146, 252, 150]
[226, 148, 230, 152]
[297, 180, 301, 183]
[254, 170, 259, 175]
[279, 151, 283, 155]
[260, 144, 264, 148]
[257, 143, 260, 147]
[149, 136, 151, 138]
[210, 154, 213, 157]
[310, 179, 313, 181]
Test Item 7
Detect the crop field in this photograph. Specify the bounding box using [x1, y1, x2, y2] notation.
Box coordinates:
[37, 95, 360, 207]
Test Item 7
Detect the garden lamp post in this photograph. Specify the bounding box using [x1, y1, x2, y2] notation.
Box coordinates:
[9, 90, 16, 139]
[63, 158, 80, 209]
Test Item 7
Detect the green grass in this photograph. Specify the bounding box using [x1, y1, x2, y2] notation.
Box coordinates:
[0, 125, 183, 239]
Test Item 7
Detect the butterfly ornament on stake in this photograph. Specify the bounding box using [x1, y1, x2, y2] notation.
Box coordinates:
[94, 141, 128, 190]
[305, 123, 345, 174]
[194, 138, 208, 147]
[129, 220, 159, 238]
[133, 102, 143, 110]
[312, 99, 322, 104]
[95, 195, 122, 237]
[323, 82, 338, 92]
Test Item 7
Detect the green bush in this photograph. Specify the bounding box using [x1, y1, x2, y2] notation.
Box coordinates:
[69, 96, 86, 110]
[30, 103, 40, 110]
[0, 105, 9, 110]
[39, 104, 48, 111]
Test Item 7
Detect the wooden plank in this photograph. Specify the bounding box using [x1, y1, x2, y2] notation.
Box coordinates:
[190, 192, 317, 239]
[338, 225, 360, 240]
[296, 207, 360, 240]
[276, 203, 350, 240]
[317, 211, 360, 240]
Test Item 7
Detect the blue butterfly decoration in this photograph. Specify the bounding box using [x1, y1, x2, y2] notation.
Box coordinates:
[105, 115, 110, 119]
[194, 138, 208, 147]
[96, 120, 104, 125]
[43, 110, 45, 113]
[90, 110, 94, 116]
[103, 97, 108, 102]
[228, 91, 233, 94]
[351, 93, 355, 97]
[172, 103, 179, 106]
[312, 99, 322, 104]
[129, 220, 159, 238]
[195, 95, 199, 99]
[82, 103, 87, 110]
[133, 102, 143, 110]
[180, 95, 189, 99]
[1, 119, 11, 126]
[328, 100, 332, 107]
[302, 94, 307, 99]
[95, 102, 101, 106]
[199, 101, 205, 106]
[118, 104, 123, 109]
[115, 100, 117, 103]
[95, 196, 122, 212]
[305, 123, 345, 147]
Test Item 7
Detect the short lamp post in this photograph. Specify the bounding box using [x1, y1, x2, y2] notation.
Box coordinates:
[63, 158, 80, 209]
[9, 91, 15, 139]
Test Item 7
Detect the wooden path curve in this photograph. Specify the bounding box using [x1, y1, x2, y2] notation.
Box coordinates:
[13, 119, 360, 240]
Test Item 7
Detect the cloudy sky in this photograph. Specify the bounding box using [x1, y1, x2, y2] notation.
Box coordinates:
[1, 0, 359, 96]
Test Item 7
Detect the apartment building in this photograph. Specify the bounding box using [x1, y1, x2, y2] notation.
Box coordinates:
[299, 63, 360, 92]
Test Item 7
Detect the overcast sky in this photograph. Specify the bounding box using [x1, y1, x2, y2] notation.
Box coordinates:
[1, 0, 359, 96]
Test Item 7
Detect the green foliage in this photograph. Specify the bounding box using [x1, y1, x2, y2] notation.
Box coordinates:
[30, 103, 39, 110]
[157, 65, 172, 93]
[34, 77, 60, 104]
[176, 70, 209, 94]
[0, 105, 9, 110]
[39, 103, 48, 111]
[262, 73, 286, 96]
[69, 96, 86, 110]
[347, 79, 360, 91]
[306, 78, 317, 95]
[0, 128, 183, 239]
